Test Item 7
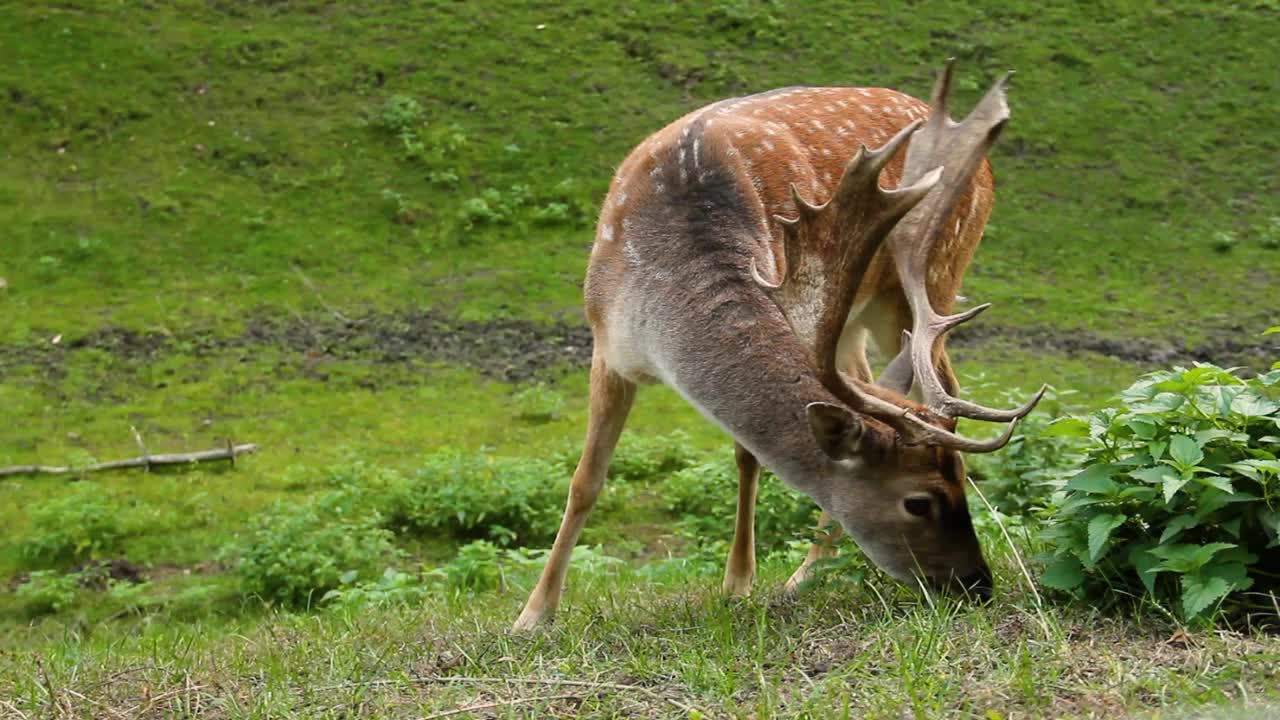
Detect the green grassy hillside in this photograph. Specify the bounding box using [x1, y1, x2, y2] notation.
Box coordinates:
[1, 1, 1278, 717]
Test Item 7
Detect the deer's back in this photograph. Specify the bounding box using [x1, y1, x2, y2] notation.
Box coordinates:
[585, 86, 994, 377]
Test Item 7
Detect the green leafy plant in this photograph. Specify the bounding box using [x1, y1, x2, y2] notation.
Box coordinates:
[603, 430, 700, 483]
[967, 386, 1088, 516]
[1038, 362, 1280, 622]
[1259, 217, 1280, 250]
[381, 188, 425, 225]
[106, 579, 156, 617]
[512, 383, 566, 423]
[660, 458, 818, 554]
[1210, 231, 1237, 253]
[530, 202, 572, 224]
[324, 568, 432, 609]
[376, 94, 424, 135]
[457, 185, 532, 228]
[14, 571, 82, 615]
[17, 486, 130, 568]
[379, 451, 577, 547]
[228, 490, 401, 609]
[428, 539, 504, 591]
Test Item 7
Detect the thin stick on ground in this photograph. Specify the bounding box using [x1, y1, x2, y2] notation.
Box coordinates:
[421, 693, 582, 720]
[0, 443, 258, 478]
[311, 675, 698, 714]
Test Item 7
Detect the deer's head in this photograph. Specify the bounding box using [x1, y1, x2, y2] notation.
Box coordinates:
[753, 62, 1044, 598]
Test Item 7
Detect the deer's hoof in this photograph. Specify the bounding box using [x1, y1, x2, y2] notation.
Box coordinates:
[512, 605, 550, 632]
[721, 572, 755, 599]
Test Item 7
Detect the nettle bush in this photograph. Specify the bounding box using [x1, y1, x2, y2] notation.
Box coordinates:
[967, 386, 1088, 517]
[380, 452, 583, 547]
[230, 489, 401, 609]
[18, 485, 131, 568]
[1039, 363, 1280, 622]
[14, 570, 82, 615]
[661, 458, 819, 553]
[606, 431, 700, 483]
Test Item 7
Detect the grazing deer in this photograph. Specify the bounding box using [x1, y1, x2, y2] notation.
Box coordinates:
[514, 62, 1044, 630]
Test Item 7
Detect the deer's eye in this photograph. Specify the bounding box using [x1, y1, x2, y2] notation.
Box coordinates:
[903, 496, 932, 518]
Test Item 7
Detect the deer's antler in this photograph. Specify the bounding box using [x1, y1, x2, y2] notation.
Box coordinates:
[751, 122, 954, 429]
[886, 61, 1046, 448]
[751, 121, 940, 382]
[754, 61, 1044, 454]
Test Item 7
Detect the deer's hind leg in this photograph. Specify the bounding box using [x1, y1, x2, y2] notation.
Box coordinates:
[514, 349, 635, 630]
[722, 442, 760, 597]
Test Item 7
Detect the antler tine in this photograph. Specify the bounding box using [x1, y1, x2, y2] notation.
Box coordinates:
[900, 411, 1023, 453]
[927, 58, 957, 126]
[883, 63, 1043, 444]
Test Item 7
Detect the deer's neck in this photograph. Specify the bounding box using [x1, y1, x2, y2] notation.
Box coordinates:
[670, 327, 840, 513]
[637, 266, 841, 508]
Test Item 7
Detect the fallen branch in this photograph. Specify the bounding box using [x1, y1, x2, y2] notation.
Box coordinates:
[421, 694, 582, 720]
[311, 674, 698, 715]
[0, 443, 258, 478]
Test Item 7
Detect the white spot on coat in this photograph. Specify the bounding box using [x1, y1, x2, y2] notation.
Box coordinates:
[601, 224, 614, 242]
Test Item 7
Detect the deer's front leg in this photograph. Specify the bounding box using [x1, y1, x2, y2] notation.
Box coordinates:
[513, 352, 635, 630]
[722, 443, 760, 597]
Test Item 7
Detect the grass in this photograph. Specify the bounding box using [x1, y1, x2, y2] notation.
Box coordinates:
[1, 1, 1279, 717]
[2, 1, 1277, 340]
[3, 557, 1278, 718]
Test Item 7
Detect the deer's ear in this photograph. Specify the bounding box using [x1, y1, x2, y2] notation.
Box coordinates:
[806, 402, 864, 460]
[876, 330, 914, 395]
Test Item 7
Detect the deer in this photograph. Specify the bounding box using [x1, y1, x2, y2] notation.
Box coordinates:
[514, 62, 1045, 630]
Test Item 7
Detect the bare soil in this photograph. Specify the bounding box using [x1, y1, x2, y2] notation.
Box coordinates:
[949, 322, 1277, 372]
[1, 310, 1273, 382]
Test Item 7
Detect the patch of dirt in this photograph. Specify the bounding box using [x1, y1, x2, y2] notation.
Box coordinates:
[2, 309, 1273, 383]
[2, 310, 594, 383]
[951, 322, 1276, 372]
[75, 558, 147, 589]
[237, 311, 594, 382]
[8, 558, 149, 591]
